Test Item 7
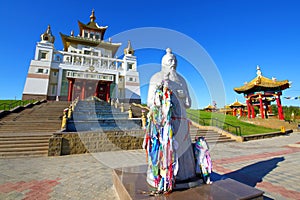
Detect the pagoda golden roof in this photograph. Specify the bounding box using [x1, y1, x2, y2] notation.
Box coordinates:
[79, 9, 107, 31]
[60, 33, 121, 56]
[204, 104, 215, 110]
[78, 21, 108, 37]
[234, 66, 290, 94]
[229, 100, 246, 108]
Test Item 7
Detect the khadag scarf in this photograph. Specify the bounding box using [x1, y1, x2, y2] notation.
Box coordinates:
[194, 137, 212, 176]
[143, 82, 177, 192]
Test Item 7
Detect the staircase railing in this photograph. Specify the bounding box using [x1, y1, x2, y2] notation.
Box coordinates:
[61, 97, 79, 131]
[0, 99, 37, 111]
[187, 112, 242, 136]
[131, 103, 150, 111]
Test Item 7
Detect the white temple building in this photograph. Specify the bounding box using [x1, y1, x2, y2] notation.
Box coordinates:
[22, 10, 141, 103]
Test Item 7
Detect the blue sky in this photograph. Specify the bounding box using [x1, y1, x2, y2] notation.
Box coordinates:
[0, 0, 299, 108]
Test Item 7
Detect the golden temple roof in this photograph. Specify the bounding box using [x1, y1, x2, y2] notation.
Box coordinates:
[229, 100, 246, 108]
[234, 66, 290, 94]
[60, 33, 121, 55]
[204, 104, 215, 110]
[77, 9, 108, 35]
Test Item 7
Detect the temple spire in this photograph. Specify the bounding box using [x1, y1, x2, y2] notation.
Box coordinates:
[90, 9, 96, 22]
[40, 25, 55, 43]
[124, 40, 134, 55]
[256, 65, 262, 77]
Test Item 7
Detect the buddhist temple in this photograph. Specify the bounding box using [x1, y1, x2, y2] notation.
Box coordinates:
[229, 99, 246, 117]
[22, 10, 141, 103]
[234, 66, 290, 120]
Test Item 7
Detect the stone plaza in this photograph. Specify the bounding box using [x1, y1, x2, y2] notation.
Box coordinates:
[0, 132, 299, 199]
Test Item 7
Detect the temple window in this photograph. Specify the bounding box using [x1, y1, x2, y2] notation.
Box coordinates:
[84, 50, 91, 55]
[127, 63, 134, 70]
[39, 51, 48, 60]
[95, 34, 100, 40]
[128, 77, 136, 82]
[37, 68, 44, 73]
[90, 32, 94, 39]
[84, 32, 88, 38]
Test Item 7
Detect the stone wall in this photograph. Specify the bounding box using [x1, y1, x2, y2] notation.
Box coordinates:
[48, 130, 145, 156]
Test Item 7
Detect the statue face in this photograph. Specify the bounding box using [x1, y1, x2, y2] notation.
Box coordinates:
[162, 55, 177, 71]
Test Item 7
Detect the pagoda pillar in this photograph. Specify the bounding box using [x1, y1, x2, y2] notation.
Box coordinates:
[251, 103, 255, 118]
[67, 78, 74, 102]
[239, 108, 243, 116]
[233, 108, 236, 116]
[106, 82, 111, 102]
[259, 95, 265, 119]
[276, 94, 284, 120]
[94, 81, 100, 98]
[246, 99, 251, 118]
[81, 80, 86, 100]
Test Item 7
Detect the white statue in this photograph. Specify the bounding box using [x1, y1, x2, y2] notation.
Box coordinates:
[146, 48, 196, 189]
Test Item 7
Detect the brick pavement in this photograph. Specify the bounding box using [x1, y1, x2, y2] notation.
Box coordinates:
[0, 132, 299, 200]
[210, 132, 300, 200]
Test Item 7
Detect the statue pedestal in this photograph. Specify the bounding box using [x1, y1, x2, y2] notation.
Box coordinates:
[112, 165, 264, 200]
[146, 167, 203, 190]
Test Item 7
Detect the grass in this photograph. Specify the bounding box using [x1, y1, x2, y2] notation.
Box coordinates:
[187, 109, 279, 136]
[0, 99, 37, 111]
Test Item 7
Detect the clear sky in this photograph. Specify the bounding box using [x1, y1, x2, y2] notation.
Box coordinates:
[0, 0, 299, 108]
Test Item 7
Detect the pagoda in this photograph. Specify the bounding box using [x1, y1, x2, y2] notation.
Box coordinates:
[234, 66, 290, 120]
[22, 10, 141, 103]
[229, 99, 246, 117]
[203, 104, 216, 112]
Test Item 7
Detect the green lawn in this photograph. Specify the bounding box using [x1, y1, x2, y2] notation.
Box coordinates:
[0, 100, 37, 111]
[187, 109, 279, 136]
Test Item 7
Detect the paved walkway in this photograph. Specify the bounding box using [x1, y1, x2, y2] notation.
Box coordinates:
[0, 132, 300, 200]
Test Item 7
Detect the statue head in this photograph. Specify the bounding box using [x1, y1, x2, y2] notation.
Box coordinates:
[161, 48, 177, 72]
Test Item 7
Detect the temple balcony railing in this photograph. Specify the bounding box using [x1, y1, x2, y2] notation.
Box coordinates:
[66, 71, 114, 81]
[53, 51, 123, 71]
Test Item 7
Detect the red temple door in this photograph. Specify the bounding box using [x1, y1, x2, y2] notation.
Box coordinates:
[98, 83, 107, 101]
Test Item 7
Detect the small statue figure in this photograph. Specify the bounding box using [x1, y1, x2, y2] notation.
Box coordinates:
[194, 136, 213, 184]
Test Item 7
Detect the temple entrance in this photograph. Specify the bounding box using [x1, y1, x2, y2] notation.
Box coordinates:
[67, 79, 111, 101]
[97, 83, 109, 101]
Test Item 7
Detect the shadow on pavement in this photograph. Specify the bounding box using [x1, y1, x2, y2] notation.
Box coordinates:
[211, 157, 285, 200]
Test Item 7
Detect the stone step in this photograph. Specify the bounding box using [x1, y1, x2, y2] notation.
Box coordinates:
[0, 130, 56, 133]
[0, 142, 49, 148]
[72, 113, 128, 119]
[0, 136, 51, 141]
[0, 146, 48, 152]
[0, 150, 48, 158]
[189, 125, 235, 143]
[0, 101, 70, 157]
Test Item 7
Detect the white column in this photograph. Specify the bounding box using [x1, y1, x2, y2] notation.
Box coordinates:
[115, 73, 119, 99]
[56, 68, 63, 101]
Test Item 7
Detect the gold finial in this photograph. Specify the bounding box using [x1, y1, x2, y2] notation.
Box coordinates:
[256, 65, 262, 77]
[41, 24, 55, 43]
[90, 9, 96, 22]
[124, 40, 134, 55]
[46, 25, 51, 34]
